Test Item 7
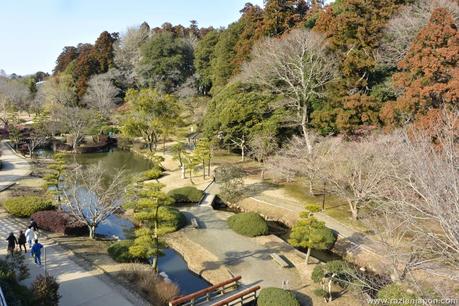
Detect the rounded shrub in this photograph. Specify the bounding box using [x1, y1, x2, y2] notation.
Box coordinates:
[31, 274, 60, 306]
[377, 283, 417, 306]
[138, 167, 163, 182]
[31, 211, 89, 236]
[257, 287, 300, 306]
[227, 212, 269, 237]
[168, 186, 204, 204]
[3, 196, 54, 218]
[108, 240, 146, 263]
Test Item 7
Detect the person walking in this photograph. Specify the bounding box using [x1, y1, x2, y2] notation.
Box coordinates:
[17, 230, 27, 253]
[6, 232, 18, 255]
[31, 239, 43, 265]
[29, 218, 38, 231]
[25, 226, 35, 249]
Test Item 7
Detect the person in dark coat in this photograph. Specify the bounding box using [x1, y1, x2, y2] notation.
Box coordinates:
[17, 230, 27, 253]
[29, 218, 38, 231]
[6, 232, 18, 255]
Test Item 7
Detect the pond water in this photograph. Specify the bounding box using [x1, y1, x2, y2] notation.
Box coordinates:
[51, 148, 210, 293]
[158, 249, 211, 294]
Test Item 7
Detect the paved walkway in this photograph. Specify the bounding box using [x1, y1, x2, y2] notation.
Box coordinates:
[0, 214, 138, 306]
[249, 194, 384, 257]
[0, 141, 141, 306]
[0, 141, 32, 191]
[181, 205, 304, 290]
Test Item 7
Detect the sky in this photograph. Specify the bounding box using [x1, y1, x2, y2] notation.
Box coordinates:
[0, 0, 265, 76]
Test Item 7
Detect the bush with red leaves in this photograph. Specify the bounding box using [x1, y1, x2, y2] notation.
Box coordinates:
[31, 210, 89, 236]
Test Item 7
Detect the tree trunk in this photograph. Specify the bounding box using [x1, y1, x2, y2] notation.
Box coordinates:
[202, 160, 206, 179]
[305, 247, 311, 265]
[207, 160, 211, 176]
[241, 144, 245, 162]
[153, 206, 160, 273]
[328, 276, 335, 302]
[148, 142, 153, 152]
[349, 202, 358, 220]
[301, 105, 313, 155]
[89, 225, 95, 239]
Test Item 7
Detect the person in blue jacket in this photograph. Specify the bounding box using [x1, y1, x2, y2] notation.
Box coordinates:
[31, 239, 43, 265]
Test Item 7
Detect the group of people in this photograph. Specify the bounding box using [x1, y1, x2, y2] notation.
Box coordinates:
[5, 218, 44, 265]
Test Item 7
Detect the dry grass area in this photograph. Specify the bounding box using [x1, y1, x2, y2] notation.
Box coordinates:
[119, 264, 179, 306]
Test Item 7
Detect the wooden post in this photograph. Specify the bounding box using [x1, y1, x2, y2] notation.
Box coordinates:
[322, 182, 326, 211]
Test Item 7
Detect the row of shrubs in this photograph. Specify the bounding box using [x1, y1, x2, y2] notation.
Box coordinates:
[3, 196, 54, 218]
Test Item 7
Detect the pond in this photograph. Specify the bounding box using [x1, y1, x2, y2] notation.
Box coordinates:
[52, 148, 210, 294]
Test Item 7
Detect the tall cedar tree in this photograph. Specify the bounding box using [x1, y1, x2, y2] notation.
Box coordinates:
[194, 30, 221, 95]
[70, 32, 117, 98]
[256, 0, 309, 37]
[380, 8, 459, 129]
[53, 46, 78, 75]
[312, 0, 409, 133]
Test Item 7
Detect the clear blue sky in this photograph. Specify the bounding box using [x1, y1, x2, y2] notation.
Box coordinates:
[0, 0, 264, 76]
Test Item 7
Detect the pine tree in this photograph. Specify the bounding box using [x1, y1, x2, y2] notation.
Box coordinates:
[127, 182, 175, 272]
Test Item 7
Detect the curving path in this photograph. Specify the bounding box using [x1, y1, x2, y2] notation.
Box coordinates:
[0, 141, 143, 306]
[0, 141, 32, 191]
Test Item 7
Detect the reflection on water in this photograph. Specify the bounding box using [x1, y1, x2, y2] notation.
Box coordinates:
[96, 214, 134, 240]
[65, 149, 154, 178]
[158, 248, 210, 295]
[43, 148, 210, 292]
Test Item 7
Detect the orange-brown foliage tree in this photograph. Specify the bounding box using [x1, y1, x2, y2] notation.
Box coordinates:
[380, 8, 459, 129]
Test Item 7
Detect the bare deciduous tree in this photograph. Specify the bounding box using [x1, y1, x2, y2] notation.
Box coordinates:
[63, 162, 126, 239]
[83, 74, 121, 117]
[248, 130, 277, 179]
[57, 106, 97, 152]
[114, 23, 151, 86]
[383, 111, 459, 266]
[0, 77, 30, 127]
[266, 135, 324, 194]
[241, 29, 337, 154]
[317, 136, 393, 220]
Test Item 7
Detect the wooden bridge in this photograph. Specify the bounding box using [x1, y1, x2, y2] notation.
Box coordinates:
[169, 276, 260, 306]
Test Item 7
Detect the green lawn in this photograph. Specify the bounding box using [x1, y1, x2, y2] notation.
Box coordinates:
[283, 182, 369, 232]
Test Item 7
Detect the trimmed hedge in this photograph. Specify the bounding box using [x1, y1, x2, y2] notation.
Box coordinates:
[31, 211, 89, 236]
[108, 240, 146, 263]
[227, 212, 269, 237]
[3, 196, 54, 218]
[168, 187, 204, 204]
[257, 287, 300, 306]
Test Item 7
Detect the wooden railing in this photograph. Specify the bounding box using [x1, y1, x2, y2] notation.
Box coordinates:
[211, 286, 260, 306]
[0, 286, 7, 306]
[169, 276, 241, 306]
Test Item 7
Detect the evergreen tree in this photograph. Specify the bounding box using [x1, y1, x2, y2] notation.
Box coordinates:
[137, 31, 194, 92]
[289, 215, 336, 265]
[380, 8, 459, 129]
[194, 30, 220, 95]
[127, 182, 175, 272]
